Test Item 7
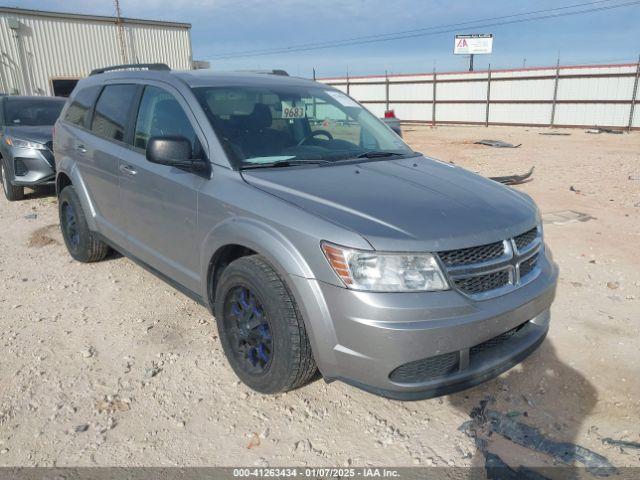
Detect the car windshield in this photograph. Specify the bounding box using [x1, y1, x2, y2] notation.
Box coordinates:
[4, 97, 66, 127]
[192, 84, 415, 167]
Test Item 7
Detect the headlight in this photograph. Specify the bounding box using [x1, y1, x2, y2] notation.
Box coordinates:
[321, 242, 449, 292]
[5, 137, 46, 150]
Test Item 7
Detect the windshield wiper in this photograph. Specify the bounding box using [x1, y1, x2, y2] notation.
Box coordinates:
[356, 151, 408, 159]
[241, 159, 330, 170]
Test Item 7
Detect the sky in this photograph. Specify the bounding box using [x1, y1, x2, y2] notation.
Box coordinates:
[12, 0, 640, 77]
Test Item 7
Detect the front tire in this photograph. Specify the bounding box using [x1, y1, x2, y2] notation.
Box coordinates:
[214, 255, 317, 393]
[1, 158, 25, 201]
[58, 186, 110, 262]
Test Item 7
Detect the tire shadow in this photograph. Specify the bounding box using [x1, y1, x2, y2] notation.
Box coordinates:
[24, 184, 56, 199]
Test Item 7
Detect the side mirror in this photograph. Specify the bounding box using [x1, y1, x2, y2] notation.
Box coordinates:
[146, 136, 208, 172]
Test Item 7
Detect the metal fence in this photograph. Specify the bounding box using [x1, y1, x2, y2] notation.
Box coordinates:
[320, 61, 640, 131]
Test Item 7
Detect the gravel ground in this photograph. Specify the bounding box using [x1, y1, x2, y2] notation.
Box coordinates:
[0, 125, 638, 470]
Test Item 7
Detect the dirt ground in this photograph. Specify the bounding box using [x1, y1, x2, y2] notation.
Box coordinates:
[0, 125, 638, 471]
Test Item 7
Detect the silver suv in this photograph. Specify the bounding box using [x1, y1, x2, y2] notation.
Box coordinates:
[54, 64, 558, 399]
[1, 95, 65, 201]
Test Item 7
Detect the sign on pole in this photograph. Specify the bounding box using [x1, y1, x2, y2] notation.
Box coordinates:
[454, 34, 493, 55]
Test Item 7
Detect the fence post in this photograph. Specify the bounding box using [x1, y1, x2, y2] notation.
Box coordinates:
[628, 55, 640, 132]
[385, 70, 390, 112]
[432, 68, 437, 127]
[485, 65, 492, 127]
[346, 69, 350, 96]
[550, 58, 560, 127]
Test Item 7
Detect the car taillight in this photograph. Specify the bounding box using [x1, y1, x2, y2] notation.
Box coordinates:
[384, 110, 396, 118]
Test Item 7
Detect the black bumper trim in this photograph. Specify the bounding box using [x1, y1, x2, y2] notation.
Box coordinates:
[336, 326, 548, 401]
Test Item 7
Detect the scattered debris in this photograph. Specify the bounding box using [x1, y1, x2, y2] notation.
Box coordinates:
[569, 185, 582, 194]
[542, 210, 594, 225]
[601, 438, 640, 452]
[80, 346, 95, 358]
[460, 399, 617, 477]
[144, 364, 162, 379]
[23, 213, 38, 220]
[586, 128, 624, 135]
[475, 139, 522, 148]
[629, 175, 640, 181]
[247, 432, 261, 449]
[539, 131, 571, 136]
[95, 395, 131, 414]
[490, 167, 534, 185]
[74, 424, 89, 433]
[606, 282, 619, 290]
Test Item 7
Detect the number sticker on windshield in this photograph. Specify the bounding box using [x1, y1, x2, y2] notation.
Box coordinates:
[281, 101, 307, 119]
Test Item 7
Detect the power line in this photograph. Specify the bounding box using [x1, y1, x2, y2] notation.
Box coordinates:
[205, 0, 639, 60]
[208, 0, 618, 59]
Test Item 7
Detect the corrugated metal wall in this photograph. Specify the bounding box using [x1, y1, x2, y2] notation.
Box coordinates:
[321, 63, 640, 130]
[0, 9, 192, 96]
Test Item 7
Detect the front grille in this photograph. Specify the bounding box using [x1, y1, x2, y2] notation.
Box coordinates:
[14, 158, 28, 176]
[470, 322, 527, 357]
[514, 227, 538, 251]
[519, 254, 538, 278]
[389, 351, 459, 383]
[437, 226, 541, 299]
[454, 270, 510, 295]
[438, 241, 505, 267]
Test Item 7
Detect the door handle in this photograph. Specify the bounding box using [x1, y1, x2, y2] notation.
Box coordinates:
[76, 144, 87, 153]
[119, 164, 137, 176]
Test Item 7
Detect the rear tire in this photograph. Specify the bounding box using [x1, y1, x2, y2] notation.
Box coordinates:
[1, 158, 25, 201]
[214, 255, 317, 393]
[58, 185, 109, 263]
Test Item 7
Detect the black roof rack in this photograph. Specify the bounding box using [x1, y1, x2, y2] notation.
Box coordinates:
[89, 63, 171, 76]
[238, 69, 289, 77]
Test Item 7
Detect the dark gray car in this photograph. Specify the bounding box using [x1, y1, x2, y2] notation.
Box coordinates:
[0, 96, 65, 201]
[54, 64, 558, 399]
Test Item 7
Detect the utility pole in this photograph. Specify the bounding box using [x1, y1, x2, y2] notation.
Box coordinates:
[114, 0, 127, 64]
[469, 54, 474, 72]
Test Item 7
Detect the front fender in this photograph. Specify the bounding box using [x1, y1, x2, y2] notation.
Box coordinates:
[200, 216, 315, 290]
[199, 217, 342, 375]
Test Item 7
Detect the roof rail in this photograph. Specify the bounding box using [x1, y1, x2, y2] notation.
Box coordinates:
[89, 63, 171, 76]
[238, 69, 289, 77]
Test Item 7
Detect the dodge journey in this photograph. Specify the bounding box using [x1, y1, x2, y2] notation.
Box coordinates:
[54, 64, 558, 399]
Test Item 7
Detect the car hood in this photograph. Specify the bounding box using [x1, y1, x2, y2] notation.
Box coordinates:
[4, 126, 53, 145]
[242, 156, 539, 252]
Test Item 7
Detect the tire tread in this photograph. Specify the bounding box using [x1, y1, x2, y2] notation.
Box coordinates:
[59, 186, 109, 263]
[1, 159, 25, 201]
[216, 255, 318, 393]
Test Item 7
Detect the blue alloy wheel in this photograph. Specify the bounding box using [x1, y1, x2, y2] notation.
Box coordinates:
[224, 286, 273, 374]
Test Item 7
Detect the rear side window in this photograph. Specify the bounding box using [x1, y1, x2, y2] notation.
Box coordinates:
[134, 86, 198, 153]
[91, 84, 138, 142]
[64, 86, 100, 127]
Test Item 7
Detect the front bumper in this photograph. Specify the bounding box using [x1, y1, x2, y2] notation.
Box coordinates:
[7, 147, 56, 186]
[289, 247, 558, 400]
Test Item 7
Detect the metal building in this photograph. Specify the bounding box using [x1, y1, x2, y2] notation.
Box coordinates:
[0, 6, 193, 97]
